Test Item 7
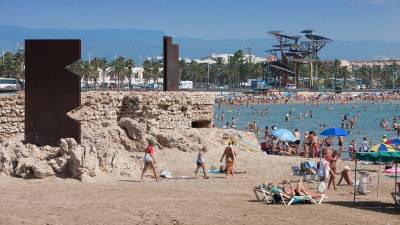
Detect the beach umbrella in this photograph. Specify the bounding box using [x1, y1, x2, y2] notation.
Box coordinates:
[271, 129, 296, 142]
[386, 138, 400, 145]
[319, 127, 348, 137]
[370, 143, 396, 152]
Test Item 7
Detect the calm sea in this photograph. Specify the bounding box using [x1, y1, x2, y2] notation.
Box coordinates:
[214, 102, 400, 148]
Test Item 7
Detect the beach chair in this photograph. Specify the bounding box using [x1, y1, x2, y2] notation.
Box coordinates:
[253, 186, 274, 204]
[292, 166, 302, 176]
[300, 161, 318, 182]
[392, 192, 400, 205]
[278, 192, 293, 205]
[287, 194, 327, 206]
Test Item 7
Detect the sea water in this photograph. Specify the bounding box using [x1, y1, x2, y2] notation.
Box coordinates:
[214, 102, 400, 148]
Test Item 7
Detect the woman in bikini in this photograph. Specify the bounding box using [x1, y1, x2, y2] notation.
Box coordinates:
[328, 151, 339, 190]
[220, 141, 237, 178]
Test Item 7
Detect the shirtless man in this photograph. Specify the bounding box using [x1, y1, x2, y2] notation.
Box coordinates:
[294, 128, 301, 154]
[310, 132, 319, 157]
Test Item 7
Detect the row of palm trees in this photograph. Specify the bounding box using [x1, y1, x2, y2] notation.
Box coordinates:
[179, 50, 265, 88]
[67, 56, 135, 88]
[1, 49, 399, 90]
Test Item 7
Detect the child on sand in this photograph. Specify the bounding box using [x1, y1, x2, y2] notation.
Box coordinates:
[140, 140, 158, 182]
[195, 146, 209, 179]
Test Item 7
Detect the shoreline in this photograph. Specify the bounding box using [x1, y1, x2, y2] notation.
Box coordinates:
[216, 99, 400, 106]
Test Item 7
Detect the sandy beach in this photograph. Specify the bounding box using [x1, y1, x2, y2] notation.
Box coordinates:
[0, 147, 398, 225]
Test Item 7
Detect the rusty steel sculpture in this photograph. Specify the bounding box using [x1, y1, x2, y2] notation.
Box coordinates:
[25, 40, 81, 146]
[266, 30, 331, 89]
[163, 36, 180, 91]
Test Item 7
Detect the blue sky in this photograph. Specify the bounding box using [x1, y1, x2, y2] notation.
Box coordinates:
[0, 0, 399, 41]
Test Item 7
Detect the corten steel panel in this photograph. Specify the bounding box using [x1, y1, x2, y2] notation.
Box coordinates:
[163, 36, 180, 91]
[25, 40, 81, 146]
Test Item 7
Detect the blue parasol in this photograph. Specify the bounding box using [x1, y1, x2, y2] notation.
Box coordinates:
[319, 127, 348, 137]
[271, 129, 296, 142]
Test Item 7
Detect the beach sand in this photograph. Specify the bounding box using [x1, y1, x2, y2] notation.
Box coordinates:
[0, 148, 398, 225]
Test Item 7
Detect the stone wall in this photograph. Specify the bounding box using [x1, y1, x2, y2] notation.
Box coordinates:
[69, 91, 125, 124]
[118, 92, 215, 129]
[0, 94, 24, 138]
[0, 91, 215, 138]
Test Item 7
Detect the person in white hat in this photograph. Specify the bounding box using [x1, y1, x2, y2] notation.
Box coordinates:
[337, 165, 353, 186]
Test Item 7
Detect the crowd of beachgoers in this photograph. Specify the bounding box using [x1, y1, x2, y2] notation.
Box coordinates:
[216, 91, 400, 105]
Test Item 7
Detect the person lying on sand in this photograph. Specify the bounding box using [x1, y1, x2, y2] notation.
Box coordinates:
[282, 180, 323, 198]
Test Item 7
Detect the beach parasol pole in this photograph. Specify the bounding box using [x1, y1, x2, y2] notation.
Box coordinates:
[395, 162, 398, 208]
[354, 159, 357, 205]
[377, 163, 380, 199]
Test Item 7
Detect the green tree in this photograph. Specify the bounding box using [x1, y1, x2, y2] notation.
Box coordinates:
[92, 57, 108, 87]
[125, 58, 135, 88]
[109, 56, 130, 88]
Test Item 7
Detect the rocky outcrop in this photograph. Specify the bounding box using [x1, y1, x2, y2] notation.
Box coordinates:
[118, 117, 147, 141]
[0, 91, 262, 181]
[0, 130, 142, 180]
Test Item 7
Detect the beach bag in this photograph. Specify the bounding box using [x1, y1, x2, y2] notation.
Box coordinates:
[317, 182, 326, 193]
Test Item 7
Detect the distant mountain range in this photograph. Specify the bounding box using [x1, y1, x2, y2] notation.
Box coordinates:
[1, 25, 400, 63]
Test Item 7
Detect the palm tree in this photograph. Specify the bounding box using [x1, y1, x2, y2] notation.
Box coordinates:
[92, 57, 108, 87]
[13, 50, 25, 88]
[125, 58, 135, 89]
[67, 60, 88, 86]
[1, 52, 15, 78]
[109, 56, 129, 88]
[143, 59, 153, 85]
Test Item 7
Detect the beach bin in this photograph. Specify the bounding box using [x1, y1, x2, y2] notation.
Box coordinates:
[357, 171, 369, 195]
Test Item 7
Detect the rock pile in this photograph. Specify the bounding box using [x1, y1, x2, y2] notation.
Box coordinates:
[0, 124, 141, 179]
[0, 91, 260, 180]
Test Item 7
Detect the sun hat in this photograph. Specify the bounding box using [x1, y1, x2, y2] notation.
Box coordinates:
[343, 165, 351, 171]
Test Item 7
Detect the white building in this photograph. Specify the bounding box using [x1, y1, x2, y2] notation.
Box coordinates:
[351, 59, 400, 69]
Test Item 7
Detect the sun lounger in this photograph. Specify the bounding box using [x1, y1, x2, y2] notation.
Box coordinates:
[292, 166, 301, 176]
[278, 192, 292, 205]
[287, 194, 327, 205]
[253, 186, 274, 204]
[392, 192, 400, 204]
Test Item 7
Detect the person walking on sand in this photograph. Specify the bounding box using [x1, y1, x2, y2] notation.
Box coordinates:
[140, 140, 158, 182]
[220, 141, 236, 178]
[327, 151, 339, 190]
[294, 128, 301, 154]
[195, 146, 209, 179]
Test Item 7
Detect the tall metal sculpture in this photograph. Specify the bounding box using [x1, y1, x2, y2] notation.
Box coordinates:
[300, 30, 331, 88]
[266, 30, 330, 88]
[25, 40, 81, 146]
[163, 36, 179, 91]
